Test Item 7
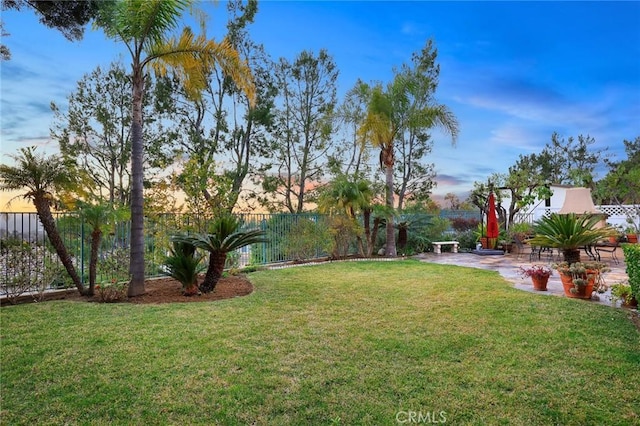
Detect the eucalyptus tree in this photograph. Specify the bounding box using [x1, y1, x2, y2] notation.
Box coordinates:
[393, 40, 457, 210]
[539, 132, 606, 187]
[166, 0, 275, 215]
[95, 0, 255, 296]
[0, 147, 86, 294]
[358, 40, 458, 257]
[256, 49, 338, 213]
[329, 80, 373, 178]
[52, 62, 173, 205]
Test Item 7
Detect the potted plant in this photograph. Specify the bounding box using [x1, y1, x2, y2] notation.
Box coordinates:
[624, 225, 638, 244]
[528, 213, 616, 264]
[554, 261, 609, 299]
[518, 264, 552, 291]
[607, 223, 624, 243]
[473, 222, 488, 249]
[609, 282, 638, 308]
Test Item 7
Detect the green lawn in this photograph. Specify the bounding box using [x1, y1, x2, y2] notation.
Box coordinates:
[1, 260, 639, 425]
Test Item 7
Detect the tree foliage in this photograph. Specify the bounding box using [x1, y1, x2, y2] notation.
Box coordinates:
[0, 147, 86, 294]
[1, 0, 109, 60]
[94, 0, 255, 297]
[358, 39, 458, 257]
[256, 49, 338, 213]
[595, 136, 640, 233]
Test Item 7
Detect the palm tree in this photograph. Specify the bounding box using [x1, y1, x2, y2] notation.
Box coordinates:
[78, 201, 127, 296]
[95, 0, 256, 296]
[175, 214, 266, 293]
[358, 81, 458, 257]
[164, 237, 204, 296]
[318, 175, 373, 256]
[0, 147, 86, 294]
[528, 213, 615, 264]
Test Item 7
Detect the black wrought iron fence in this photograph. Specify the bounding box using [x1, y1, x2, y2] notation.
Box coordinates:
[0, 212, 334, 296]
[0, 210, 480, 297]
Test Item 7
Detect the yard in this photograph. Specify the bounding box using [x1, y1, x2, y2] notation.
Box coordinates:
[1, 260, 639, 425]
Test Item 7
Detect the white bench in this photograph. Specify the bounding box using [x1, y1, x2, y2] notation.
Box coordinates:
[432, 241, 459, 254]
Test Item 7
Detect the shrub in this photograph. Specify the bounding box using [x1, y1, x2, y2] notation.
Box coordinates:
[622, 244, 640, 300]
[0, 241, 63, 303]
[95, 280, 128, 303]
[451, 217, 480, 232]
[282, 218, 333, 261]
[454, 230, 477, 250]
[326, 215, 360, 259]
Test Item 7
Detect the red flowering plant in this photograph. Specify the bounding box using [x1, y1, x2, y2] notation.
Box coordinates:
[518, 264, 553, 280]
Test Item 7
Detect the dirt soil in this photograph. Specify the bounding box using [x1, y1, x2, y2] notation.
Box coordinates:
[7, 275, 254, 305]
[124, 275, 253, 304]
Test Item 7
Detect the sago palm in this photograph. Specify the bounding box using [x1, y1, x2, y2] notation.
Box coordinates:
[175, 215, 266, 293]
[0, 147, 86, 294]
[164, 237, 205, 296]
[528, 213, 615, 264]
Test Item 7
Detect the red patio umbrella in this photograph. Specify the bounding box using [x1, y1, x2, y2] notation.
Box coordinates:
[486, 192, 499, 248]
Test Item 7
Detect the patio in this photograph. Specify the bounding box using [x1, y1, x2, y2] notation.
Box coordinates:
[415, 248, 630, 307]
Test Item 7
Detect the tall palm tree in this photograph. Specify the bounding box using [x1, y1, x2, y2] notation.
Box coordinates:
[175, 214, 266, 293]
[358, 81, 458, 257]
[0, 147, 86, 294]
[95, 0, 255, 296]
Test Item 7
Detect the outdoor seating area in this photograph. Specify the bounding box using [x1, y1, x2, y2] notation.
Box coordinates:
[415, 248, 629, 305]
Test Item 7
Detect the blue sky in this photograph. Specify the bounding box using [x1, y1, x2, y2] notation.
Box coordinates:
[1, 1, 639, 210]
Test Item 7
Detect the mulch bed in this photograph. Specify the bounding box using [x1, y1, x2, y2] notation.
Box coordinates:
[1, 275, 253, 306]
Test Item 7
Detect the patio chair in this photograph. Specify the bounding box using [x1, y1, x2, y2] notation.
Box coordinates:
[594, 241, 620, 264]
[513, 235, 537, 261]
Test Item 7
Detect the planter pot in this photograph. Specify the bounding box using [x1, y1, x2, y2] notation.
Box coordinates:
[627, 234, 638, 244]
[531, 275, 549, 291]
[479, 237, 488, 249]
[609, 236, 618, 243]
[622, 296, 638, 308]
[559, 272, 596, 299]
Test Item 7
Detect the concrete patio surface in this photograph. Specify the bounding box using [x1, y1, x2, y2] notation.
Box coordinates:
[414, 248, 632, 309]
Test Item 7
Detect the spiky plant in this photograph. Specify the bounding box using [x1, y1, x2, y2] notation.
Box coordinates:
[528, 213, 615, 264]
[174, 215, 267, 293]
[164, 237, 205, 296]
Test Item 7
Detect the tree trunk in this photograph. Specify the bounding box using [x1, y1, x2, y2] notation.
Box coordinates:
[397, 227, 408, 251]
[128, 66, 146, 297]
[384, 162, 397, 257]
[200, 251, 227, 293]
[563, 248, 581, 265]
[363, 208, 372, 256]
[34, 196, 85, 295]
[88, 228, 102, 296]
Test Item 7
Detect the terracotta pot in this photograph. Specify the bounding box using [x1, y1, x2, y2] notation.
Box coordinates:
[531, 275, 549, 291]
[609, 236, 618, 243]
[479, 237, 488, 248]
[627, 234, 638, 244]
[559, 272, 596, 299]
[622, 296, 639, 308]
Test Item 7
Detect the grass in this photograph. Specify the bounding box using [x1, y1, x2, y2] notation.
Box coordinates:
[1, 260, 639, 425]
